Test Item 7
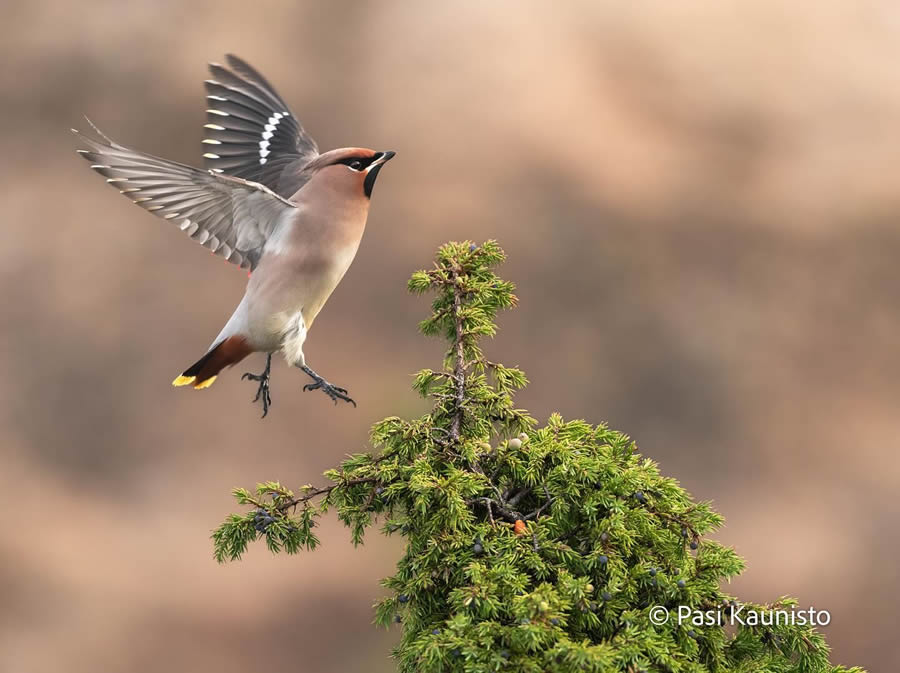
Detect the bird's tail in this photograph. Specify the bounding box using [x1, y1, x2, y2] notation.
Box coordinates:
[172, 336, 252, 389]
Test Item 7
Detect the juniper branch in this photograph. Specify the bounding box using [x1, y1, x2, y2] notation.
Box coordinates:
[278, 476, 380, 512]
[448, 265, 466, 444]
[212, 240, 863, 673]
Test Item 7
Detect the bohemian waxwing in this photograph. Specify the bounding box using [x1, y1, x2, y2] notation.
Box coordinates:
[74, 54, 394, 416]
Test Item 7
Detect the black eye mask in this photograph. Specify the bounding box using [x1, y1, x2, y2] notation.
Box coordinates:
[336, 153, 382, 171]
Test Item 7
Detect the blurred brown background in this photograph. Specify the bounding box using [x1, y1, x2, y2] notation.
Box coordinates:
[1, 0, 897, 670]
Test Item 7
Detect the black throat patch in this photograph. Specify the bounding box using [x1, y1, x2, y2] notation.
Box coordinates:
[364, 163, 384, 198]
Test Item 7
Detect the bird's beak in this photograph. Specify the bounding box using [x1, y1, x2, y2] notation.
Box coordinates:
[367, 150, 396, 172]
[362, 151, 395, 198]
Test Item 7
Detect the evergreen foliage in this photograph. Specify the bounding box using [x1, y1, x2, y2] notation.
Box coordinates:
[213, 241, 863, 673]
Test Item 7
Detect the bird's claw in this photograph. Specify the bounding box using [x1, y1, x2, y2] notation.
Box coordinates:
[302, 378, 356, 406]
[242, 354, 273, 418]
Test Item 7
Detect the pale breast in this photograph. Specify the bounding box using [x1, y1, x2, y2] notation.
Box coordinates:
[243, 241, 360, 350]
[243, 185, 369, 349]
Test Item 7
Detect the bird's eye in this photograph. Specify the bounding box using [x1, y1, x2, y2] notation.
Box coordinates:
[350, 160, 362, 170]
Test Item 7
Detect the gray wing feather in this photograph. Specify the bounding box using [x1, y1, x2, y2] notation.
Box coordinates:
[74, 125, 296, 271]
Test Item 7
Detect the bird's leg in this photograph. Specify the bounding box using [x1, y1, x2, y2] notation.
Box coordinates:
[241, 353, 273, 418]
[299, 364, 356, 407]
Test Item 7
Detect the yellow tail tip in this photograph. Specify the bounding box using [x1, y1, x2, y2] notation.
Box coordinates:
[193, 375, 217, 389]
[172, 375, 196, 387]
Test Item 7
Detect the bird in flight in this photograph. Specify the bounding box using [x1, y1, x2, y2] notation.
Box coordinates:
[74, 54, 394, 416]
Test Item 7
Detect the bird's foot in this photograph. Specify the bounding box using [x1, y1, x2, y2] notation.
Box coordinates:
[241, 354, 273, 418]
[300, 365, 356, 407]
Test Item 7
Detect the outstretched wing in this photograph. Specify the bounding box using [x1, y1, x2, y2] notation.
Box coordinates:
[203, 54, 319, 198]
[74, 124, 296, 271]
